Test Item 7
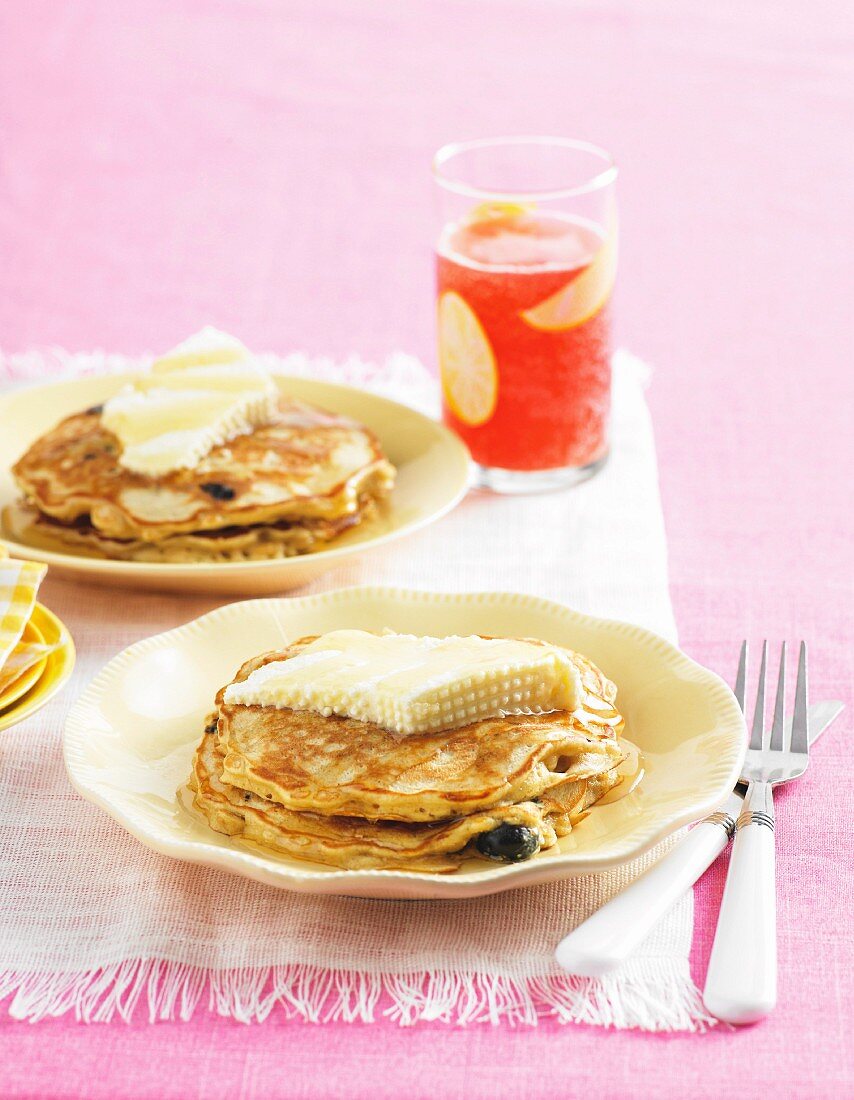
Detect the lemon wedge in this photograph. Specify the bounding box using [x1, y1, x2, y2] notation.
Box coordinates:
[467, 201, 535, 223]
[438, 292, 498, 427]
[520, 229, 617, 332]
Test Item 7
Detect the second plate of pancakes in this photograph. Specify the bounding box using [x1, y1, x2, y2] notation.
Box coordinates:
[0, 374, 470, 594]
[64, 587, 745, 900]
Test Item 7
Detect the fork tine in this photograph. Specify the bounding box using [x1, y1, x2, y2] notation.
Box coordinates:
[735, 641, 747, 712]
[770, 642, 787, 751]
[790, 641, 809, 754]
[749, 640, 768, 750]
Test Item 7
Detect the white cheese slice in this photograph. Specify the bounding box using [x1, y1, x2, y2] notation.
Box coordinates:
[223, 630, 582, 736]
[100, 328, 278, 476]
[151, 326, 251, 373]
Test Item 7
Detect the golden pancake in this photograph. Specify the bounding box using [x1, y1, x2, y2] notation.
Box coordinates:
[3, 497, 375, 563]
[190, 727, 620, 872]
[216, 637, 623, 823]
[11, 395, 395, 542]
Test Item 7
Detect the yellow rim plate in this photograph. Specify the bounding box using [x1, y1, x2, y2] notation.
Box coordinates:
[64, 587, 745, 900]
[0, 617, 48, 711]
[0, 603, 76, 732]
[0, 374, 471, 595]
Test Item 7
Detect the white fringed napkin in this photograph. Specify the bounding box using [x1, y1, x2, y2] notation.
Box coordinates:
[0, 347, 712, 1030]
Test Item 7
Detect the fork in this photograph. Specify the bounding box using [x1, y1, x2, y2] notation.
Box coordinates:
[703, 640, 810, 1024]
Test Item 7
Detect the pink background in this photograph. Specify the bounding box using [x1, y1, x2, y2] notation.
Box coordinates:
[1, 1, 851, 1097]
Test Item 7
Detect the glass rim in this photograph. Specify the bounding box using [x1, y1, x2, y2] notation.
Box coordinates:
[432, 135, 618, 202]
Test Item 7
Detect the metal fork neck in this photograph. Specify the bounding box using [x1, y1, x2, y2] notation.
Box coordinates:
[737, 780, 775, 832]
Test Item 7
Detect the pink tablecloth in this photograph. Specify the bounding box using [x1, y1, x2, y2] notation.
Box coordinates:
[0, 1, 851, 1097]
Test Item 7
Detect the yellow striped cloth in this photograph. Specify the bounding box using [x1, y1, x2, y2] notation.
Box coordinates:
[0, 641, 57, 695]
[0, 550, 47, 674]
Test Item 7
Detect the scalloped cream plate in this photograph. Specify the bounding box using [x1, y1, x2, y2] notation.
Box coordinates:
[64, 588, 745, 900]
[0, 375, 470, 595]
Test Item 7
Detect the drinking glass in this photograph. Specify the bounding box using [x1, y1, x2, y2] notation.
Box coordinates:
[433, 137, 618, 493]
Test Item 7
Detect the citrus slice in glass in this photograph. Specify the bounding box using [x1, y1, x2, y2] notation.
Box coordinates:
[467, 201, 535, 224]
[520, 230, 617, 332]
[438, 292, 498, 427]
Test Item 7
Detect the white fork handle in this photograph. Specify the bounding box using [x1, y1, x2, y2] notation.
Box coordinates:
[555, 793, 741, 977]
[703, 781, 776, 1024]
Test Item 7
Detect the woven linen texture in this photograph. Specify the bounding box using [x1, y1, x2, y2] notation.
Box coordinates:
[0, 348, 710, 1029]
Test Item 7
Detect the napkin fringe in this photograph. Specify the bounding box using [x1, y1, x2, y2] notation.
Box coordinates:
[0, 346, 440, 415]
[0, 961, 715, 1031]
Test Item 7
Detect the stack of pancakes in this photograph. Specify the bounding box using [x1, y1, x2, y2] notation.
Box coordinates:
[6, 397, 395, 563]
[189, 636, 625, 873]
